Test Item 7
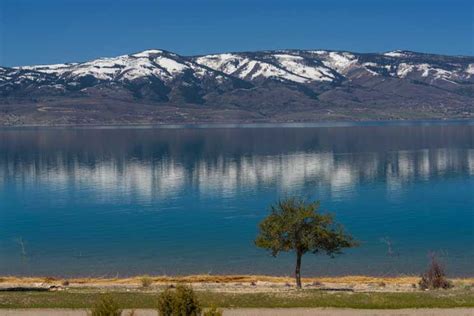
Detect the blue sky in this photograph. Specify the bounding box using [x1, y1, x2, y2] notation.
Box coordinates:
[0, 0, 472, 66]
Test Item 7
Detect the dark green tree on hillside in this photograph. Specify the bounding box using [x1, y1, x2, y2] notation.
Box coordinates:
[255, 197, 357, 288]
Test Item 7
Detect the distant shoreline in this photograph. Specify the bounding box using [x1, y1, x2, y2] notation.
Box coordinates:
[1, 118, 473, 129]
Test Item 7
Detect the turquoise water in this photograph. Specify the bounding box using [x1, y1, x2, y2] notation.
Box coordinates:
[0, 122, 473, 277]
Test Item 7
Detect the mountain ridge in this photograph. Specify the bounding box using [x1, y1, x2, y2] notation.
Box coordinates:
[1, 48, 473, 125]
[9, 48, 474, 67]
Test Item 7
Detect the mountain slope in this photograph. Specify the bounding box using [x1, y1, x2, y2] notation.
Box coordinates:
[0, 49, 473, 125]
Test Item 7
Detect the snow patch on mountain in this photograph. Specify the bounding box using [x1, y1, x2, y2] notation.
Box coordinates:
[384, 50, 407, 58]
[320, 52, 357, 74]
[397, 63, 429, 78]
[185, 62, 211, 78]
[196, 54, 308, 83]
[195, 54, 247, 75]
[245, 60, 309, 83]
[72, 56, 130, 80]
[273, 54, 334, 82]
[396, 62, 461, 83]
[21, 63, 78, 74]
[154, 56, 189, 75]
[197, 53, 336, 83]
[132, 49, 164, 58]
[466, 64, 474, 75]
[17, 51, 195, 82]
[120, 58, 169, 81]
[310, 50, 328, 55]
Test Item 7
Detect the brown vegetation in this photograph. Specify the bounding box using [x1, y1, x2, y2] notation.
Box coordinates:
[419, 255, 453, 290]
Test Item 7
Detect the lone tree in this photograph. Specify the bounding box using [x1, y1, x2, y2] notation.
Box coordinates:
[255, 197, 357, 288]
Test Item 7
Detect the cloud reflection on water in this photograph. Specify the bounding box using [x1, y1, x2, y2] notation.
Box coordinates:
[1, 148, 472, 201]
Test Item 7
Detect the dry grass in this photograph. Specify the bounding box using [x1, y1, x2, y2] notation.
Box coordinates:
[1, 288, 474, 309]
[0, 275, 472, 286]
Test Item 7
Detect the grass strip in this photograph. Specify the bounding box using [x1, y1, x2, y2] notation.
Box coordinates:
[0, 289, 473, 309]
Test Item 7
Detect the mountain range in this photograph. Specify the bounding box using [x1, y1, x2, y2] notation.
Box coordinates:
[1, 49, 473, 125]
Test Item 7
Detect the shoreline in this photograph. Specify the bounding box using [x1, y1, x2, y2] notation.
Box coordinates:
[2, 275, 474, 293]
[0, 118, 473, 129]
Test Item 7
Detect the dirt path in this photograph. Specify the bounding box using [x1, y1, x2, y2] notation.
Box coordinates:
[0, 309, 473, 316]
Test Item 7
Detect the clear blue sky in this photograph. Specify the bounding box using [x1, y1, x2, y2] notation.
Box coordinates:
[0, 0, 472, 66]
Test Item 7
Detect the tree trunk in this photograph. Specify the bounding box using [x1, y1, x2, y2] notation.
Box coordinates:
[295, 250, 302, 289]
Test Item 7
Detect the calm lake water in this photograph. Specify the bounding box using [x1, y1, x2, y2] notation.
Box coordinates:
[0, 122, 473, 277]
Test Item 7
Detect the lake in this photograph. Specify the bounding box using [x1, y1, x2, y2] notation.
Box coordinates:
[0, 121, 473, 277]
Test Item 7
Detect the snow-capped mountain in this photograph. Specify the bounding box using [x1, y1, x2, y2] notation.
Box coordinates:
[19, 50, 217, 82]
[1, 49, 473, 125]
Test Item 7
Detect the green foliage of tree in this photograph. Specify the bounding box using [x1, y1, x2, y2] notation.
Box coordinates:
[255, 197, 358, 288]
